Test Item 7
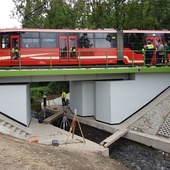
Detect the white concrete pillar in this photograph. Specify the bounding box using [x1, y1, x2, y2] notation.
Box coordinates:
[95, 73, 170, 124]
[70, 81, 94, 116]
[0, 84, 31, 126]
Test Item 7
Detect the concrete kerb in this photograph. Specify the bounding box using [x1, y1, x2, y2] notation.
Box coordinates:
[124, 130, 170, 154]
[72, 114, 170, 154]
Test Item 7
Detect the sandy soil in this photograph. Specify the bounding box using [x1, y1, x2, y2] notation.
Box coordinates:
[0, 132, 129, 170]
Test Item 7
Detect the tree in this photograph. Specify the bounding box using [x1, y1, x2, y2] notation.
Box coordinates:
[152, 0, 170, 29]
[11, 0, 170, 30]
[45, 0, 77, 28]
[12, 0, 49, 28]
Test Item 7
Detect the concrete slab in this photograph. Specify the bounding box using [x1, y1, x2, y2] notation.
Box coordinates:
[29, 118, 109, 156]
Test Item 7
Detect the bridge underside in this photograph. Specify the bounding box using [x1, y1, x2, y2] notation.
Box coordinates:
[70, 73, 170, 124]
[0, 72, 169, 126]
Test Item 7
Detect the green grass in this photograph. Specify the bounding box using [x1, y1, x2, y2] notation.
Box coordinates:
[0, 67, 169, 77]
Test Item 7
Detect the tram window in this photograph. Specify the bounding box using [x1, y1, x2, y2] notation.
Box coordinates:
[40, 32, 56, 38]
[12, 38, 18, 48]
[127, 33, 144, 51]
[41, 38, 56, 48]
[94, 33, 111, 47]
[21, 32, 39, 38]
[79, 33, 92, 48]
[95, 39, 111, 48]
[89, 33, 93, 38]
[21, 38, 40, 48]
[89, 39, 94, 47]
[164, 34, 170, 45]
[95, 33, 103, 38]
[95, 33, 108, 39]
[1, 34, 10, 49]
[128, 33, 144, 44]
[61, 39, 67, 48]
[69, 38, 76, 48]
[84, 33, 93, 38]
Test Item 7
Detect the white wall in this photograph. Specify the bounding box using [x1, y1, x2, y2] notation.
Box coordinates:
[0, 84, 31, 126]
[69, 73, 170, 124]
[95, 81, 111, 122]
[70, 81, 83, 115]
[96, 73, 170, 124]
[70, 81, 94, 116]
[82, 81, 94, 116]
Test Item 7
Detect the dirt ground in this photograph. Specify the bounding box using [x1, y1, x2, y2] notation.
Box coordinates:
[0, 132, 129, 170]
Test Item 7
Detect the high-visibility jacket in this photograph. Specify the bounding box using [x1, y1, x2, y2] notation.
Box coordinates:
[146, 44, 154, 55]
[11, 48, 19, 53]
[69, 47, 76, 52]
[146, 44, 154, 49]
[61, 92, 66, 98]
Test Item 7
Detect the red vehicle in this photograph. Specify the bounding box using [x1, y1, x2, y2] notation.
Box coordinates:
[0, 28, 169, 67]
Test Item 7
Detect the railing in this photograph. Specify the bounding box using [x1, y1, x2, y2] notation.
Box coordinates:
[0, 49, 169, 70]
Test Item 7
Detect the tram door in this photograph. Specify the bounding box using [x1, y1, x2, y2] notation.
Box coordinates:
[146, 36, 162, 47]
[146, 36, 162, 63]
[10, 35, 20, 60]
[59, 36, 77, 62]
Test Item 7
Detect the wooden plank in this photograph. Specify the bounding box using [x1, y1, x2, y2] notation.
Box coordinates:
[43, 111, 63, 124]
[100, 129, 128, 148]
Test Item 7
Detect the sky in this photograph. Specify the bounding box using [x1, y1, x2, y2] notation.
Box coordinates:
[0, 0, 21, 28]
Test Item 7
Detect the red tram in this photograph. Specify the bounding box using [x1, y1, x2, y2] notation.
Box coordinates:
[0, 28, 169, 67]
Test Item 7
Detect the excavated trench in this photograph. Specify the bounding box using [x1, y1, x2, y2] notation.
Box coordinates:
[52, 118, 170, 170]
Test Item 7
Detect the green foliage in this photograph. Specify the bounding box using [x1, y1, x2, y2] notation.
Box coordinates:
[31, 101, 42, 113]
[11, 0, 170, 31]
[47, 81, 69, 95]
[30, 86, 49, 99]
[30, 81, 69, 99]
[45, 1, 75, 28]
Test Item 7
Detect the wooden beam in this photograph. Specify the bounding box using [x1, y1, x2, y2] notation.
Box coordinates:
[43, 111, 63, 124]
[100, 129, 128, 148]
